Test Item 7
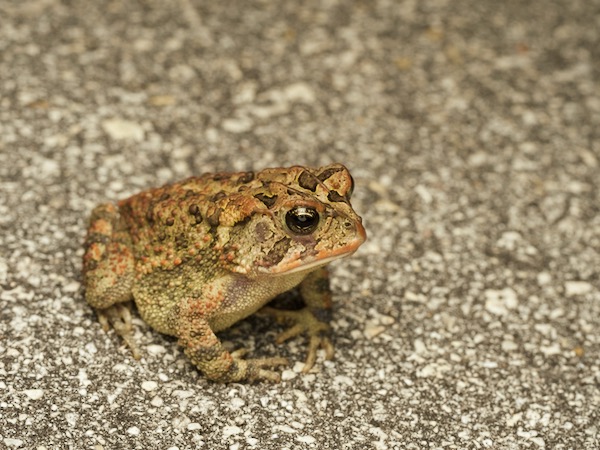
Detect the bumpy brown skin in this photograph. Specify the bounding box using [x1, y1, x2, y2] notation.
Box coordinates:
[83, 164, 366, 382]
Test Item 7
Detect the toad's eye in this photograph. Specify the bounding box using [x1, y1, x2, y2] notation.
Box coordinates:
[285, 207, 319, 235]
[347, 174, 355, 199]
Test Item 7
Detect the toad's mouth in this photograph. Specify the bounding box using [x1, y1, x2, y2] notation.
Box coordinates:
[258, 226, 366, 276]
[272, 248, 359, 275]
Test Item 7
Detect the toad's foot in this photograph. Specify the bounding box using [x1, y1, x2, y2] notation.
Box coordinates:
[259, 307, 334, 373]
[227, 349, 288, 383]
[96, 302, 141, 360]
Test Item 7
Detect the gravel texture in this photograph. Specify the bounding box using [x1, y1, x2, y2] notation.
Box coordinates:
[1, 1, 599, 449]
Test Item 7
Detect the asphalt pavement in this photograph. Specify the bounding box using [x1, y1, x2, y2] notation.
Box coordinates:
[1, 1, 599, 449]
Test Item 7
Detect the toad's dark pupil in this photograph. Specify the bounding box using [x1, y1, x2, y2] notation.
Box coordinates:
[285, 207, 319, 234]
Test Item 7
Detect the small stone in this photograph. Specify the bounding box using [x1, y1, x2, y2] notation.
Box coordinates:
[223, 425, 242, 438]
[534, 323, 556, 337]
[172, 390, 194, 399]
[481, 361, 498, 368]
[172, 415, 191, 430]
[379, 315, 395, 325]
[284, 82, 315, 103]
[417, 364, 436, 378]
[417, 362, 451, 378]
[65, 412, 78, 427]
[501, 340, 518, 352]
[485, 288, 518, 316]
[281, 369, 298, 381]
[334, 375, 355, 386]
[3, 438, 24, 448]
[126, 426, 140, 436]
[404, 291, 427, 303]
[275, 424, 297, 434]
[564, 281, 593, 297]
[230, 397, 245, 408]
[101, 118, 145, 141]
[0, 259, 7, 284]
[148, 95, 176, 106]
[84, 343, 97, 354]
[537, 272, 551, 285]
[413, 339, 427, 354]
[540, 343, 561, 356]
[222, 117, 253, 133]
[364, 323, 386, 339]
[205, 128, 219, 142]
[530, 437, 545, 447]
[63, 281, 80, 293]
[415, 185, 433, 204]
[549, 308, 564, 319]
[292, 361, 306, 373]
[496, 231, 522, 250]
[296, 435, 317, 444]
[506, 413, 522, 426]
[146, 344, 166, 355]
[233, 82, 257, 104]
[141, 381, 158, 392]
[23, 389, 44, 400]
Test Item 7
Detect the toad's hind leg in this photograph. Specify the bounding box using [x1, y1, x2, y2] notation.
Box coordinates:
[83, 203, 139, 358]
[176, 297, 288, 382]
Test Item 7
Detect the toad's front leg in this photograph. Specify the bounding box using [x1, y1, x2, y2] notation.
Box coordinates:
[260, 266, 334, 372]
[177, 297, 288, 383]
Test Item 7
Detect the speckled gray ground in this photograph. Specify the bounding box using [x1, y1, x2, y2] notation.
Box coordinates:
[1, 1, 599, 449]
